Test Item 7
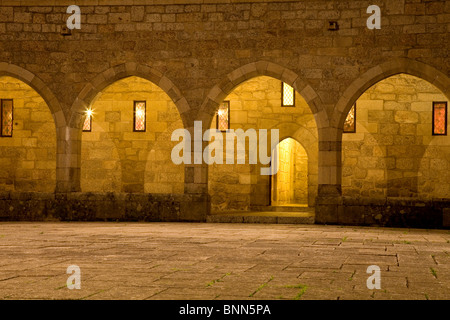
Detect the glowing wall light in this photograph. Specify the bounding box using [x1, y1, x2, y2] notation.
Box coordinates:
[82, 109, 92, 132]
[282, 82, 295, 107]
[134, 101, 146, 132]
[1, 99, 13, 137]
[433, 101, 447, 136]
[343, 104, 356, 133]
[216, 100, 230, 132]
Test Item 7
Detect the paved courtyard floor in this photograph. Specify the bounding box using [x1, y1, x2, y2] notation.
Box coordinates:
[0, 222, 449, 300]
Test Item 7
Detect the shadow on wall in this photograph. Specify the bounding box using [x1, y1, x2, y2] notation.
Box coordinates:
[81, 76, 185, 194]
[0, 76, 56, 192]
[342, 74, 450, 199]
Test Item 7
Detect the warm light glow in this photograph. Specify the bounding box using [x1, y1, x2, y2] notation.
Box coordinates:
[344, 104, 356, 133]
[134, 101, 146, 132]
[433, 102, 447, 135]
[136, 109, 145, 118]
[282, 82, 295, 107]
[83, 108, 92, 132]
[217, 101, 229, 131]
[1, 99, 13, 137]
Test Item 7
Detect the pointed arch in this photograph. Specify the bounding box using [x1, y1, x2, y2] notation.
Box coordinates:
[274, 125, 319, 206]
[271, 137, 310, 206]
[196, 61, 327, 130]
[69, 62, 191, 130]
[334, 58, 450, 135]
[268, 122, 318, 161]
[0, 62, 65, 128]
[0, 64, 61, 193]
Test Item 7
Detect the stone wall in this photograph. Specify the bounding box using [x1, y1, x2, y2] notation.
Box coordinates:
[0, 0, 448, 226]
[208, 76, 318, 212]
[0, 191, 209, 222]
[293, 140, 308, 204]
[0, 76, 56, 192]
[81, 76, 185, 194]
[342, 74, 450, 199]
[339, 197, 449, 229]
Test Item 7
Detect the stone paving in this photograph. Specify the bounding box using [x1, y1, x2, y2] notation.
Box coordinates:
[0, 222, 449, 300]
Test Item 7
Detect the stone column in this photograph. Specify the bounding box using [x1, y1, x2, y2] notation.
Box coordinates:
[182, 125, 210, 221]
[55, 117, 83, 193]
[315, 127, 343, 224]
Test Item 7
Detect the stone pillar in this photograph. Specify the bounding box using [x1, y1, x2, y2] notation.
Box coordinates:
[315, 128, 343, 224]
[184, 164, 208, 195]
[182, 124, 210, 221]
[56, 120, 82, 193]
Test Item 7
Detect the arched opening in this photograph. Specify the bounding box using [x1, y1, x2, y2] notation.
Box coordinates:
[207, 75, 318, 214]
[271, 137, 308, 207]
[0, 76, 56, 192]
[80, 76, 185, 194]
[342, 73, 450, 199]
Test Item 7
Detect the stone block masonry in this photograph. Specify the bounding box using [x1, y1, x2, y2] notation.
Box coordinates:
[342, 74, 450, 199]
[208, 76, 318, 212]
[0, 77, 56, 193]
[0, 191, 209, 222]
[0, 0, 449, 227]
[81, 76, 184, 194]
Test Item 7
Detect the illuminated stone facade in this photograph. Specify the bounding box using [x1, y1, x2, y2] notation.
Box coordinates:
[0, 0, 449, 227]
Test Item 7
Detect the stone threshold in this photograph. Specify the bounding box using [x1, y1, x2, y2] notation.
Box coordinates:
[207, 210, 315, 224]
[250, 204, 313, 212]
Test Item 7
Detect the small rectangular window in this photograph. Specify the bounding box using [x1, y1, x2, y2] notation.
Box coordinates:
[432, 101, 447, 136]
[343, 104, 356, 133]
[134, 101, 146, 132]
[216, 101, 230, 132]
[1, 99, 13, 137]
[82, 110, 92, 132]
[282, 82, 295, 107]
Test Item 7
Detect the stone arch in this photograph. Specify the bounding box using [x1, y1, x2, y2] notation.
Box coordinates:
[0, 62, 66, 128]
[245, 120, 319, 208]
[66, 64, 190, 193]
[0, 70, 61, 192]
[203, 71, 322, 210]
[78, 75, 185, 194]
[334, 58, 450, 134]
[197, 62, 324, 205]
[318, 59, 450, 199]
[271, 123, 319, 206]
[69, 62, 190, 130]
[271, 122, 318, 161]
[340, 72, 450, 199]
[197, 61, 327, 130]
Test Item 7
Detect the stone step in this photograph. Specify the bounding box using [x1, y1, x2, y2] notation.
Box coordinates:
[250, 205, 314, 212]
[206, 211, 315, 224]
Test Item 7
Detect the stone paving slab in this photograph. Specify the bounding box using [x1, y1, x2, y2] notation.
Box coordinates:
[0, 222, 449, 300]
